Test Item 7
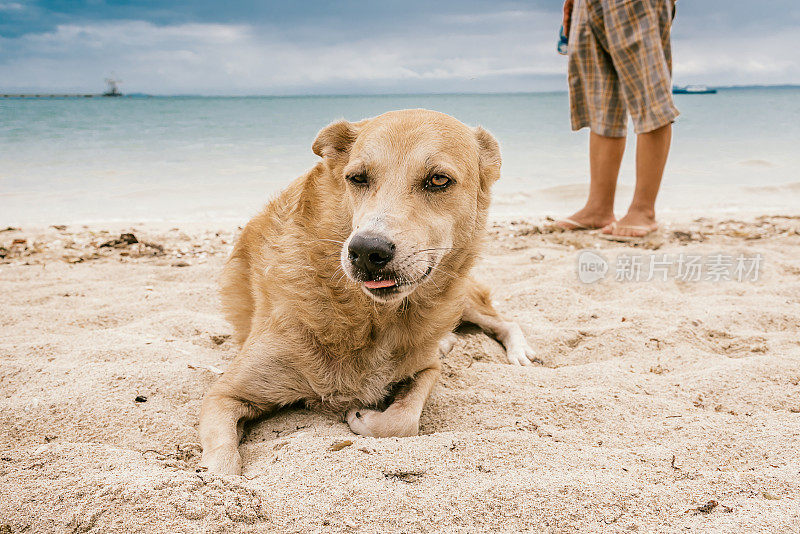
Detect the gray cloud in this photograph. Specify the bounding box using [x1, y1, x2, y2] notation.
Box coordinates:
[0, 2, 798, 94]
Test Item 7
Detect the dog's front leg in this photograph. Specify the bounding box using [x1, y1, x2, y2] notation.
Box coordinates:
[462, 278, 540, 366]
[198, 387, 268, 476]
[199, 336, 294, 475]
[346, 363, 440, 438]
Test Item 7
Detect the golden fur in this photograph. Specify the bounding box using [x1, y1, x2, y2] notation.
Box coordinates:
[199, 109, 536, 475]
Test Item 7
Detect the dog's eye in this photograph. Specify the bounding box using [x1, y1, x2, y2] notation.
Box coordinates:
[346, 173, 369, 186]
[426, 174, 452, 190]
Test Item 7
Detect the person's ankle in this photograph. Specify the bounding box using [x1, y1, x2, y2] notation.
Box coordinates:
[625, 204, 656, 220]
[581, 201, 615, 218]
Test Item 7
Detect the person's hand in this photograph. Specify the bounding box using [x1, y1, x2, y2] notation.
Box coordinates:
[563, 0, 574, 36]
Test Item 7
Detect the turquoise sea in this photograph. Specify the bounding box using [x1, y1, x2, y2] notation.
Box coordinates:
[1, 88, 799, 225]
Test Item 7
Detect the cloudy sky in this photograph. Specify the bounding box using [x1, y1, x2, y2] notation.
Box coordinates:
[1, 0, 798, 95]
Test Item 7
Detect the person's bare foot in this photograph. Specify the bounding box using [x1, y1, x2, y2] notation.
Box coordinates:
[555, 206, 616, 231]
[600, 209, 658, 237]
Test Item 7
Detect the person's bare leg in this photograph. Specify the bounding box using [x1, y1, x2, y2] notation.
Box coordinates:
[558, 132, 625, 229]
[603, 123, 671, 236]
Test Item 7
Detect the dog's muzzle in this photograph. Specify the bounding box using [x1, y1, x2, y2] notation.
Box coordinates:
[343, 231, 437, 301]
[345, 232, 408, 298]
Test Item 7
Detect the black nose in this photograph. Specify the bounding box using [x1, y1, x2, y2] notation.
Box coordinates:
[348, 233, 395, 271]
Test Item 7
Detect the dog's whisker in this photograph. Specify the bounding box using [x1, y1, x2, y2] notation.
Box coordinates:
[329, 265, 356, 289]
[408, 248, 458, 257]
[429, 268, 457, 280]
[414, 260, 458, 280]
[410, 256, 450, 271]
[328, 266, 344, 284]
[435, 265, 459, 278]
[411, 247, 459, 253]
[427, 274, 442, 292]
[334, 269, 349, 286]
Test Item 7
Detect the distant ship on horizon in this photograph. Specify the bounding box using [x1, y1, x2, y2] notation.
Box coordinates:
[673, 84, 717, 95]
[103, 77, 122, 97]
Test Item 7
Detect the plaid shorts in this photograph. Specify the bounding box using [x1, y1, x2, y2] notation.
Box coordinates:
[568, 0, 679, 137]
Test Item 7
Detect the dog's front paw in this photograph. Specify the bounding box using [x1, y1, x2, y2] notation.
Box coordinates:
[346, 408, 381, 437]
[346, 408, 419, 438]
[199, 446, 243, 476]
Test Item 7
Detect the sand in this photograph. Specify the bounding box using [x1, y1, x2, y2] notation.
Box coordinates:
[1, 216, 799, 533]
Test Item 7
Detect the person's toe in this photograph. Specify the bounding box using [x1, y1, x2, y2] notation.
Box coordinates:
[600, 222, 616, 234]
[555, 220, 579, 230]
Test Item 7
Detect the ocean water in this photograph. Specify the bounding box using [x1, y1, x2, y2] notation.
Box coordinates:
[1, 89, 799, 226]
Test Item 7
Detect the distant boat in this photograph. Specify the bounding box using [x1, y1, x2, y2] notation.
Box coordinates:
[673, 85, 717, 95]
[103, 77, 123, 97]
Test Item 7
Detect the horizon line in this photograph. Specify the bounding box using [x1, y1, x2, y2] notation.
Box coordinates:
[2, 83, 798, 99]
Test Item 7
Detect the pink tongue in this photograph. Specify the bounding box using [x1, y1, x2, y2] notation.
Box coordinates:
[364, 279, 397, 289]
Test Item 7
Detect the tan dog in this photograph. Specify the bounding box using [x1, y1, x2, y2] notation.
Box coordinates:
[199, 109, 536, 475]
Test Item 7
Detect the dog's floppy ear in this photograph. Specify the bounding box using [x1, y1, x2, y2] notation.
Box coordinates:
[474, 126, 501, 186]
[312, 120, 360, 159]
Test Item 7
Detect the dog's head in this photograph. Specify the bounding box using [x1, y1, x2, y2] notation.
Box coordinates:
[312, 109, 501, 303]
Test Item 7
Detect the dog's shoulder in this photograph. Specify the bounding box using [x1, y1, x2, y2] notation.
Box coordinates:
[233, 163, 327, 258]
[221, 164, 333, 342]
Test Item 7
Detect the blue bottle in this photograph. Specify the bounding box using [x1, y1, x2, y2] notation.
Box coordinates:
[557, 25, 569, 55]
